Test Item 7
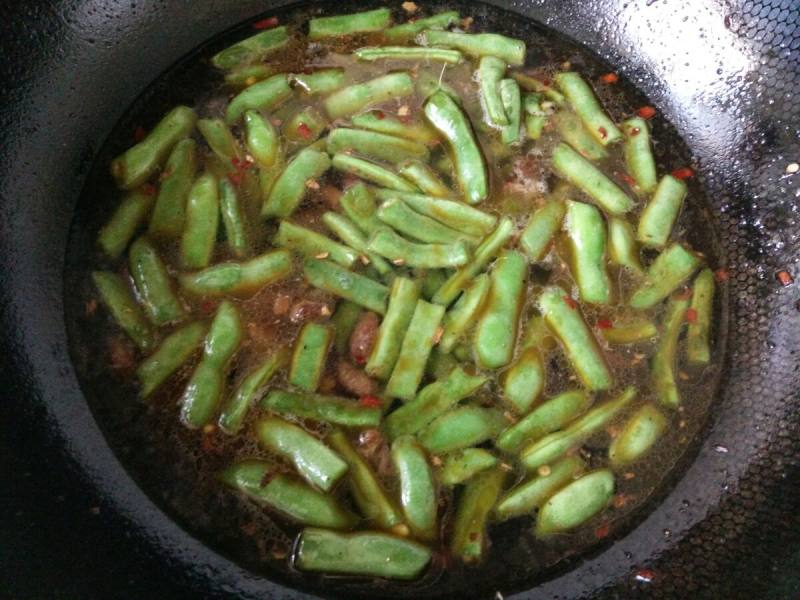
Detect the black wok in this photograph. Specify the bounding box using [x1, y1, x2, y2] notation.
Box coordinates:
[1, 0, 799, 598]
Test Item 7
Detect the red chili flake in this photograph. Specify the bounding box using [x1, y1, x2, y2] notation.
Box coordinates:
[598, 126, 608, 140]
[227, 171, 243, 186]
[231, 156, 242, 168]
[629, 126, 641, 137]
[540, 77, 552, 87]
[776, 270, 794, 286]
[636, 105, 657, 119]
[599, 72, 619, 84]
[714, 268, 730, 282]
[141, 183, 157, 196]
[296, 122, 313, 139]
[563, 296, 578, 309]
[634, 568, 656, 583]
[685, 308, 698, 323]
[353, 352, 367, 366]
[374, 110, 386, 120]
[596, 318, 614, 330]
[200, 299, 218, 314]
[616, 171, 637, 187]
[671, 167, 695, 180]
[359, 395, 383, 409]
[133, 125, 147, 142]
[252, 16, 279, 30]
[594, 523, 611, 539]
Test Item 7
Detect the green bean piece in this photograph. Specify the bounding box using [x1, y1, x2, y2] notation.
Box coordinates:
[211, 26, 289, 70]
[385, 367, 487, 440]
[385, 300, 446, 400]
[128, 237, 185, 325]
[322, 212, 392, 275]
[608, 217, 644, 274]
[629, 243, 701, 309]
[652, 294, 690, 408]
[555, 111, 608, 161]
[496, 390, 591, 453]
[275, 220, 357, 268]
[391, 436, 437, 540]
[302, 258, 389, 315]
[375, 190, 497, 237]
[137, 322, 206, 397]
[225, 74, 292, 124]
[554, 72, 622, 145]
[355, 46, 463, 63]
[377, 198, 478, 246]
[288, 323, 334, 392]
[340, 182, 383, 235]
[296, 528, 431, 580]
[600, 320, 658, 344]
[417, 268, 449, 301]
[495, 456, 586, 521]
[450, 467, 507, 564]
[284, 107, 328, 145]
[324, 72, 414, 120]
[519, 200, 566, 262]
[520, 387, 636, 470]
[622, 117, 657, 193]
[433, 217, 514, 305]
[351, 111, 439, 145]
[197, 118, 240, 162]
[552, 143, 634, 216]
[512, 72, 566, 105]
[308, 8, 392, 39]
[262, 390, 381, 428]
[243, 110, 279, 167]
[219, 179, 249, 258]
[424, 91, 489, 205]
[564, 200, 612, 305]
[92, 271, 156, 351]
[418, 30, 526, 66]
[502, 347, 545, 414]
[98, 190, 155, 259]
[148, 139, 197, 239]
[637, 174, 688, 248]
[397, 161, 450, 197]
[687, 268, 715, 364]
[110, 106, 197, 190]
[180, 173, 219, 269]
[523, 93, 548, 140]
[179, 249, 291, 297]
[439, 273, 490, 353]
[327, 429, 402, 528]
[326, 128, 429, 165]
[537, 285, 612, 390]
[478, 56, 509, 127]
[535, 469, 614, 537]
[256, 416, 348, 492]
[426, 347, 458, 380]
[332, 300, 362, 355]
[331, 153, 417, 193]
[261, 147, 331, 218]
[366, 277, 421, 380]
[474, 250, 527, 369]
[290, 69, 346, 95]
[224, 64, 274, 88]
[384, 11, 460, 42]
[180, 301, 243, 428]
[439, 448, 498, 486]
[500, 78, 522, 144]
[418, 406, 505, 454]
[609, 403, 667, 468]
[219, 348, 289, 434]
[522, 313, 557, 352]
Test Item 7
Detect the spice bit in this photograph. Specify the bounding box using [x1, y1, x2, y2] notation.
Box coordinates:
[678, 371, 690, 381]
[320, 305, 332, 317]
[499, 462, 514, 472]
[537, 465, 552, 477]
[202, 424, 216, 434]
[461, 16, 474, 30]
[776, 270, 794, 286]
[314, 251, 330, 259]
[502, 411, 516, 423]
[786, 162, 799, 174]
[244, 76, 257, 87]
[599, 72, 619, 84]
[432, 325, 444, 345]
[431, 455, 443, 467]
[561, 61, 572, 70]
[613, 493, 630, 509]
[392, 258, 406, 266]
[273, 294, 291, 315]
[594, 523, 611, 539]
[714, 268, 730, 282]
[305, 178, 320, 190]
[636, 105, 656, 119]
[714, 444, 729, 454]
[397, 104, 411, 117]
[634, 568, 656, 583]
[679, 419, 687, 429]
[401, 1, 418, 12]
[359, 254, 371, 265]
[392, 523, 411, 537]
[623, 471, 636, 480]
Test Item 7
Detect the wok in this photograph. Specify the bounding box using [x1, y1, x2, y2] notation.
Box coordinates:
[1, 0, 799, 598]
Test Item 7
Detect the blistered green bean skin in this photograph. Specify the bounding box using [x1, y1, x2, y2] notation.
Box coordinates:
[219, 348, 288, 433]
[128, 237, 185, 325]
[219, 179, 249, 258]
[368, 228, 470, 269]
[392, 436, 437, 540]
[302, 258, 389, 314]
[181, 173, 219, 269]
[197, 118, 240, 162]
[555, 72, 622, 145]
[629, 244, 700, 309]
[687, 268, 715, 364]
[322, 212, 392, 275]
[225, 74, 292, 123]
[652, 294, 690, 408]
[637, 174, 688, 248]
[609, 403, 668, 468]
[179, 250, 291, 297]
[496, 456, 586, 521]
[137, 322, 207, 397]
[622, 117, 658, 193]
[98, 190, 155, 259]
[149, 139, 197, 239]
[418, 406, 506, 454]
[324, 72, 415, 119]
[418, 30, 526, 65]
[289, 323, 334, 392]
[519, 200, 565, 262]
[243, 110, 279, 167]
[439, 448, 498, 486]
[555, 111, 608, 161]
[262, 390, 382, 428]
[211, 26, 289, 70]
[92, 271, 155, 351]
[450, 467, 507, 563]
[535, 469, 614, 537]
[366, 277, 421, 380]
[262, 147, 331, 218]
[308, 8, 391, 39]
[351, 111, 438, 145]
[502, 347, 545, 414]
[564, 200, 612, 305]
[478, 56, 509, 127]
[275, 220, 357, 268]
[397, 161, 451, 197]
[327, 128, 429, 165]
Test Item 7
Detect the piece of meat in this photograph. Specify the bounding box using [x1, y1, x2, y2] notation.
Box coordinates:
[320, 184, 342, 210]
[289, 299, 332, 323]
[357, 428, 394, 479]
[504, 152, 548, 197]
[349, 311, 379, 364]
[336, 359, 378, 397]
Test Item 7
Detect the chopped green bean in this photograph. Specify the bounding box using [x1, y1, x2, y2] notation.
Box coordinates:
[418, 30, 526, 66]
[284, 107, 328, 144]
[366, 277, 421, 380]
[288, 323, 333, 393]
[327, 128, 429, 165]
[340, 182, 383, 235]
[392, 436, 437, 540]
[397, 161, 451, 197]
[564, 200, 612, 305]
[450, 467, 507, 563]
[418, 268, 450, 301]
[652, 294, 689, 408]
[439, 448, 498, 486]
[521, 313, 557, 352]
[322, 212, 392, 275]
[148, 139, 197, 239]
[137, 322, 206, 397]
[384, 11, 460, 42]
[308, 8, 392, 39]
[519, 200, 565, 262]
[262, 390, 381, 428]
[419, 406, 505, 454]
[332, 300, 362, 355]
[535, 469, 614, 537]
[180, 172, 219, 269]
[98, 190, 155, 259]
[478, 56, 509, 127]
[332, 153, 417, 192]
[179, 249, 291, 297]
[290, 69, 346, 95]
[375, 189, 496, 237]
[224, 64, 274, 88]
[219, 179, 249, 258]
[609, 403, 667, 468]
[92, 271, 155, 351]
[608, 217, 644, 274]
[622, 117, 657, 193]
[275, 220, 357, 268]
[261, 147, 331, 218]
[243, 110, 279, 167]
[629, 243, 701, 309]
[511, 72, 566, 105]
[502, 347, 545, 414]
[377, 198, 474, 245]
[351, 111, 439, 145]
[555, 111, 608, 161]
[198, 118, 240, 162]
[637, 174, 687, 248]
[686, 268, 714, 364]
[128, 237, 185, 325]
[225, 74, 292, 124]
[211, 26, 289, 70]
[355, 46, 463, 63]
[600, 319, 658, 344]
[554, 72, 622, 145]
[500, 78, 522, 144]
[302, 258, 389, 314]
[324, 72, 415, 120]
[439, 273, 490, 353]
[523, 93, 548, 140]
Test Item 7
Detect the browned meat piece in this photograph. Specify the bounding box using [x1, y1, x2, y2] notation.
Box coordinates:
[289, 299, 333, 323]
[349, 311, 379, 365]
[336, 359, 378, 397]
[357, 428, 394, 479]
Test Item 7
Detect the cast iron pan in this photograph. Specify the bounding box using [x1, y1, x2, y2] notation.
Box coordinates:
[1, 0, 799, 598]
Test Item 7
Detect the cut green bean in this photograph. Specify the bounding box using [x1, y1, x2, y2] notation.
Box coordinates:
[110, 106, 197, 190]
[564, 200, 612, 305]
[322, 212, 392, 275]
[600, 319, 658, 344]
[608, 217, 644, 274]
[340, 182, 383, 235]
[243, 110, 279, 167]
[375, 190, 497, 237]
[355, 46, 462, 63]
[290, 69, 346, 95]
[521, 313, 557, 352]
[439, 448, 498, 486]
[225, 74, 292, 124]
[351, 111, 439, 145]
[288, 323, 334, 392]
[478, 56, 509, 127]
[224, 64, 274, 88]
[331, 153, 417, 192]
[523, 93, 548, 140]
[327, 128, 429, 165]
[219, 179, 249, 258]
[324, 72, 414, 120]
[308, 8, 392, 39]
[137, 322, 206, 398]
[502, 347, 545, 414]
[418, 30, 526, 66]
[284, 107, 328, 144]
[622, 117, 657, 193]
[148, 139, 197, 239]
[426, 347, 457, 381]
[262, 390, 381, 428]
[366, 277, 421, 380]
[474, 250, 527, 369]
[397, 161, 451, 197]
[419, 406, 505, 454]
[275, 220, 357, 268]
[500, 78, 522, 144]
[439, 273, 490, 353]
[554, 72, 622, 145]
[652, 294, 689, 408]
[496, 456, 586, 521]
[128, 237, 185, 325]
[519, 200, 565, 262]
[211, 26, 289, 70]
[392, 436, 437, 540]
[296, 528, 430, 579]
[537, 285, 612, 390]
[98, 190, 155, 259]
[385, 299, 445, 400]
[302, 258, 389, 314]
[450, 467, 507, 563]
[629, 243, 701, 309]
[418, 268, 450, 301]
[181, 172, 219, 269]
[377, 198, 474, 245]
[637, 174, 688, 248]
[385, 11, 460, 41]
[555, 111, 608, 161]
[687, 268, 714, 364]
[261, 147, 331, 218]
[332, 300, 362, 355]
[535, 469, 614, 537]
[512, 72, 566, 105]
[92, 271, 155, 351]
[609, 403, 667, 468]
[198, 118, 240, 162]
[179, 249, 291, 297]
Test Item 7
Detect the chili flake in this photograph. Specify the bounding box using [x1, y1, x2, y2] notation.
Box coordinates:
[141, 183, 157, 196]
[297, 122, 313, 139]
[685, 308, 698, 323]
[671, 167, 695, 180]
[563, 295, 578, 309]
[594, 523, 611, 539]
[634, 569, 656, 583]
[598, 126, 608, 140]
[596, 318, 614, 330]
[252, 16, 279, 30]
[636, 105, 656, 119]
[359, 395, 383, 408]
[714, 268, 730, 282]
[776, 270, 794, 286]
[599, 72, 619, 84]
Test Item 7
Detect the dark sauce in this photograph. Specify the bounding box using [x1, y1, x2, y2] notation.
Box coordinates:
[64, 1, 726, 598]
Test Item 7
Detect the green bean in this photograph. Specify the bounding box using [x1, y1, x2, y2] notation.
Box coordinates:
[225, 74, 292, 124]
[511, 72, 566, 105]
[552, 143, 634, 216]
[180, 173, 219, 269]
[261, 147, 331, 218]
[519, 200, 565, 262]
[331, 153, 418, 192]
[243, 110, 279, 167]
[686, 268, 714, 364]
[496, 390, 591, 453]
[622, 117, 657, 193]
[218, 179, 249, 258]
[520, 387, 636, 470]
[535, 469, 614, 537]
[137, 322, 206, 397]
[537, 285, 612, 390]
[376, 198, 474, 246]
[500, 78, 522, 144]
[564, 200, 612, 305]
[637, 174, 688, 248]
[385, 299, 446, 400]
[256, 416, 348, 492]
[224, 64, 274, 88]
[502, 347, 545, 414]
[554, 72, 622, 145]
[98, 190, 155, 259]
[629, 243, 701, 309]
[128, 237, 185, 325]
[290, 69, 346, 95]
[92, 271, 156, 351]
[288, 323, 334, 392]
[355, 46, 462, 63]
[555, 111, 608, 161]
[275, 220, 357, 268]
[296, 528, 431, 580]
[433, 217, 514, 305]
[384, 11, 460, 42]
[262, 390, 381, 428]
[302, 258, 389, 314]
[324, 72, 414, 120]
[284, 107, 328, 144]
[391, 436, 437, 540]
[418, 30, 526, 66]
[608, 217, 644, 274]
[197, 118, 240, 162]
[424, 91, 488, 205]
[148, 139, 197, 239]
[385, 367, 487, 440]
[523, 94, 548, 140]
[375, 189, 497, 237]
[397, 161, 450, 197]
[439, 273, 490, 353]
[180, 301, 243, 428]
[478, 56, 509, 127]
[609, 403, 667, 468]
[366, 277, 421, 380]
[340, 182, 383, 235]
[652, 294, 689, 408]
[321, 212, 392, 275]
[439, 448, 498, 486]
[327, 128, 429, 165]
[219, 348, 289, 434]
[327, 429, 402, 528]
[495, 456, 586, 521]
[211, 26, 289, 70]
[418, 406, 506, 454]
[308, 8, 392, 39]
[450, 467, 507, 563]
[474, 250, 527, 369]
[351, 111, 439, 145]
[521, 313, 557, 352]
[179, 249, 291, 297]
[110, 106, 197, 190]
[600, 320, 658, 344]
[332, 300, 362, 355]
[426, 347, 458, 380]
